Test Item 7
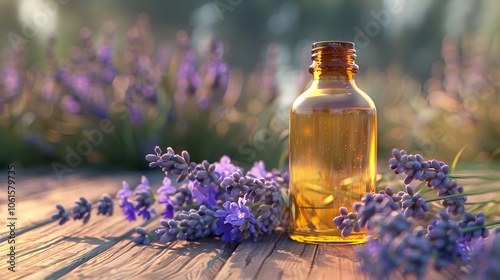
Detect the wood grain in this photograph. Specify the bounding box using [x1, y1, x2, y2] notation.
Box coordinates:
[305, 244, 370, 280]
[0, 171, 163, 279]
[0, 171, 161, 240]
[0, 208, 156, 279]
[253, 234, 316, 280]
[0, 171, 492, 279]
[62, 218, 238, 280]
[214, 234, 283, 280]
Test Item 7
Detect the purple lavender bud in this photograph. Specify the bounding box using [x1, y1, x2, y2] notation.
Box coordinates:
[52, 204, 70, 225]
[431, 160, 441, 170]
[97, 195, 114, 216]
[392, 149, 402, 160]
[406, 185, 414, 196]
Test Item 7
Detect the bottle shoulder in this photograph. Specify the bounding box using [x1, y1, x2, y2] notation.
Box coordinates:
[292, 83, 375, 112]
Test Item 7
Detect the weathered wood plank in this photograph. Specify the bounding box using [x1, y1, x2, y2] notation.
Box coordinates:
[0, 210, 156, 279]
[1, 175, 104, 240]
[214, 234, 282, 280]
[0, 172, 165, 279]
[46, 216, 160, 279]
[0, 171, 162, 240]
[307, 244, 370, 280]
[62, 216, 238, 280]
[254, 234, 316, 280]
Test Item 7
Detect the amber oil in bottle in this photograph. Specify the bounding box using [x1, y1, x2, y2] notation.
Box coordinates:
[289, 41, 377, 244]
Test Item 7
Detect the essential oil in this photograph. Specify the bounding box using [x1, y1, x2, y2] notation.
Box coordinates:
[289, 41, 377, 244]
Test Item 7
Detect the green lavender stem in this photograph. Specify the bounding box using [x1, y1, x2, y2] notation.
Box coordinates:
[425, 189, 500, 203]
[178, 203, 200, 211]
[449, 174, 500, 180]
[461, 220, 500, 233]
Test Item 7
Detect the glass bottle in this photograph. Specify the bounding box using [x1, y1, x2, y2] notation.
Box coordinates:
[289, 41, 377, 244]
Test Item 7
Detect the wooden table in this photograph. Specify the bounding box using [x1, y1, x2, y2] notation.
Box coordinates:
[0, 169, 469, 279]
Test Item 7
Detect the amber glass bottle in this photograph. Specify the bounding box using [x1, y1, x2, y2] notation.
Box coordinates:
[289, 41, 376, 244]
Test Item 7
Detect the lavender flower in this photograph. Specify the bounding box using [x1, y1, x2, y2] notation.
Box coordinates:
[132, 227, 152, 245]
[426, 211, 461, 270]
[189, 160, 221, 187]
[51, 204, 70, 225]
[389, 149, 451, 189]
[357, 236, 406, 279]
[157, 177, 178, 219]
[357, 193, 395, 230]
[458, 212, 489, 242]
[402, 229, 432, 278]
[256, 202, 281, 234]
[0, 57, 24, 101]
[440, 184, 467, 215]
[203, 39, 229, 97]
[374, 212, 413, 239]
[247, 160, 272, 180]
[215, 155, 239, 179]
[156, 219, 180, 243]
[389, 148, 466, 215]
[221, 170, 254, 200]
[358, 214, 430, 279]
[134, 189, 155, 220]
[158, 206, 216, 242]
[72, 197, 92, 224]
[97, 44, 113, 64]
[145, 146, 194, 183]
[120, 199, 136, 221]
[71, 72, 91, 98]
[117, 181, 137, 221]
[175, 49, 201, 105]
[457, 235, 485, 264]
[478, 228, 500, 279]
[134, 176, 151, 192]
[359, 229, 432, 280]
[255, 180, 283, 231]
[332, 206, 361, 237]
[188, 180, 218, 207]
[214, 197, 266, 242]
[377, 186, 404, 211]
[117, 181, 133, 199]
[97, 195, 113, 216]
[62, 95, 81, 115]
[401, 185, 430, 218]
[172, 205, 215, 240]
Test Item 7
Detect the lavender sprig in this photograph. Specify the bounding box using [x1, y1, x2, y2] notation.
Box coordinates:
[189, 160, 221, 187]
[132, 227, 153, 245]
[389, 148, 466, 215]
[157, 177, 178, 219]
[401, 185, 430, 218]
[134, 189, 156, 220]
[459, 212, 489, 241]
[72, 197, 92, 224]
[214, 197, 267, 242]
[478, 229, 500, 278]
[97, 195, 114, 216]
[116, 176, 157, 221]
[426, 211, 461, 270]
[332, 207, 361, 237]
[151, 205, 216, 242]
[51, 205, 70, 225]
[145, 146, 194, 183]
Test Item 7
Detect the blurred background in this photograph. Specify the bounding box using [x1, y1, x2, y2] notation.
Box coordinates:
[1, 0, 499, 172]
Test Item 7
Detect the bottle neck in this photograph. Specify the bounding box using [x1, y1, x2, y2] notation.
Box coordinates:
[309, 41, 358, 82]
